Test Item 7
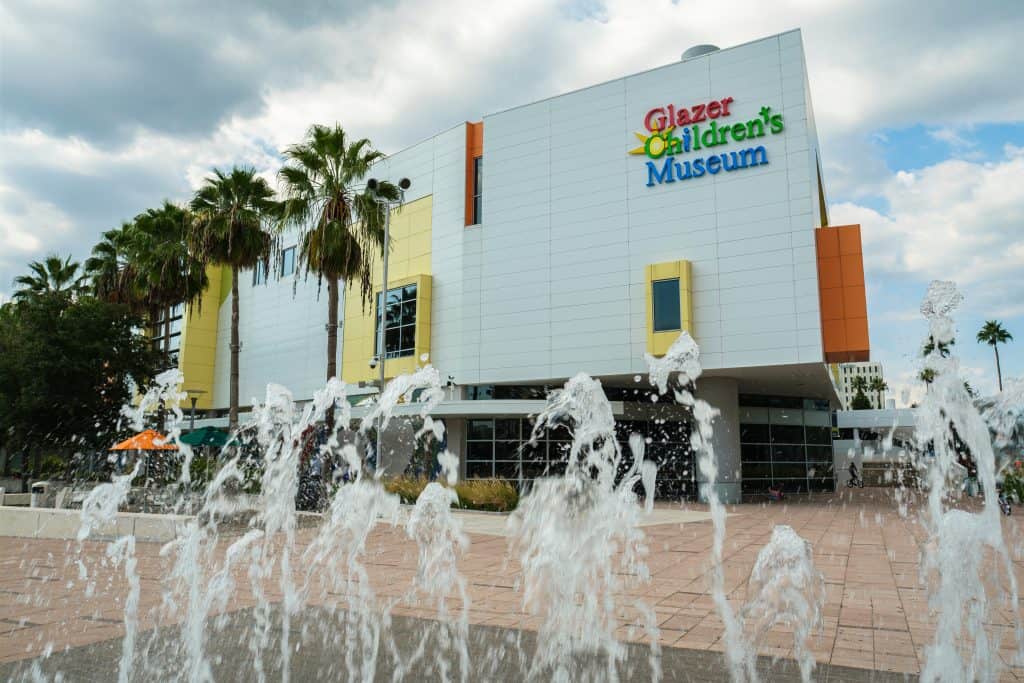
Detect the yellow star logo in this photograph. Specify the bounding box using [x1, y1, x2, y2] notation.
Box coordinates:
[629, 125, 676, 157]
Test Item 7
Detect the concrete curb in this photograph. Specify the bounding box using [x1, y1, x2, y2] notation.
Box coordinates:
[0, 505, 192, 543]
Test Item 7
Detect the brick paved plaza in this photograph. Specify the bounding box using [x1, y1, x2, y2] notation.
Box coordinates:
[1, 489, 1022, 681]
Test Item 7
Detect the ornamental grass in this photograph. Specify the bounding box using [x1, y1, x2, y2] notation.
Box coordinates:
[383, 476, 518, 512]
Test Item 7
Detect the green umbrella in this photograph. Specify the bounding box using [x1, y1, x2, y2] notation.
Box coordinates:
[179, 426, 230, 448]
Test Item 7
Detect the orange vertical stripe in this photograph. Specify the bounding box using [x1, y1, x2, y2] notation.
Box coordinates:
[465, 121, 483, 226]
[816, 225, 870, 363]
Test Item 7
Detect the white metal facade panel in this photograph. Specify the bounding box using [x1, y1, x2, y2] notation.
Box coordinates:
[221, 30, 825, 403]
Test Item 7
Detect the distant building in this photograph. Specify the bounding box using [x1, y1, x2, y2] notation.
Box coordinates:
[832, 362, 885, 409]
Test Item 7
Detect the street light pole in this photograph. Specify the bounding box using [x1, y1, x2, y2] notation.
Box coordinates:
[376, 204, 390, 473]
[184, 388, 207, 431]
[366, 177, 411, 475]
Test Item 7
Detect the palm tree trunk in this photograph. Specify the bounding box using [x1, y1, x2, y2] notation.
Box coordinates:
[995, 345, 1003, 392]
[229, 265, 240, 432]
[325, 276, 340, 431]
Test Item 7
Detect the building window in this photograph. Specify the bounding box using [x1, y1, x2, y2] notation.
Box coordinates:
[253, 261, 267, 286]
[652, 279, 681, 332]
[463, 416, 695, 499]
[472, 156, 482, 224]
[738, 395, 835, 495]
[375, 283, 417, 359]
[151, 303, 183, 368]
[281, 246, 295, 277]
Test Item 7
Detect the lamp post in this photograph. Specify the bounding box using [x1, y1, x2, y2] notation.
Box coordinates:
[365, 176, 411, 474]
[184, 388, 207, 431]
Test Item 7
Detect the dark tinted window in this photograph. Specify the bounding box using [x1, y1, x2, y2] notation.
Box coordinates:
[652, 279, 681, 332]
[771, 424, 805, 444]
[740, 423, 770, 443]
[466, 461, 492, 478]
[741, 444, 772, 462]
[772, 444, 806, 461]
[473, 156, 482, 224]
[805, 426, 832, 445]
[467, 420, 493, 441]
[807, 446, 834, 463]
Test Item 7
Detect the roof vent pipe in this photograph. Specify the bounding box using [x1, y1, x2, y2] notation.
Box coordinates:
[681, 44, 719, 60]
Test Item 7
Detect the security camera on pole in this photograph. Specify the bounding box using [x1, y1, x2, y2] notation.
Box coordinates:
[365, 176, 410, 474]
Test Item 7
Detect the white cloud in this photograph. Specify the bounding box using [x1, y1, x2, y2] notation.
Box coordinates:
[2, 0, 1024, 314]
[0, 184, 76, 289]
[831, 146, 1024, 317]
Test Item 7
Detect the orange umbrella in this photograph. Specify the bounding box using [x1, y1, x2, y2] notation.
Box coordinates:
[109, 429, 177, 451]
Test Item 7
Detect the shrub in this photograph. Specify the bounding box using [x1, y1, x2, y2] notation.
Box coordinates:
[40, 454, 65, 479]
[1003, 460, 1024, 503]
[383, 476, 519, 512]
[384, 476, 429, 504]
[454, 478, 518, 512]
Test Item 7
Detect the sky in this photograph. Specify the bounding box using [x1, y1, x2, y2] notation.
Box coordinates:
[1, 0, 1022, 405]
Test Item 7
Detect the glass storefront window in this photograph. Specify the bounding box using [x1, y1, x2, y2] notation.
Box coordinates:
[463, 416, 695, 498]
[739, 394, 835, 494]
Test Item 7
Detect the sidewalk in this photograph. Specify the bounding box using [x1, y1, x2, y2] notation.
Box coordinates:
[0, 488, 1021, 679]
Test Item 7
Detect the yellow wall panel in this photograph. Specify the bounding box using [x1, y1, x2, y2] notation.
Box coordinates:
[645, 259, 693, 357]
[342, 195, 433, 384]
[177, 264, 224, 410]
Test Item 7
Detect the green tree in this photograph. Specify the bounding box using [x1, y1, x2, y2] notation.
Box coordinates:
[922, 336, 954, 358]
[85, 225, 143, 309]
[868, 376, 888, 409]
[920, 335, 955, 391]
[131, 202, 209, 356]
[850, 375, 872, 410]
[189, 167, 276, 431]
[13, 254, 87, 302]
[0, 265, 161, 482]
[277, 124, 398, 424]
[976, 320, 1013, 392]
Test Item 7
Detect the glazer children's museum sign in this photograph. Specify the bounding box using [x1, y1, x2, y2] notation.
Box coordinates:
[630, 97, 785, 187]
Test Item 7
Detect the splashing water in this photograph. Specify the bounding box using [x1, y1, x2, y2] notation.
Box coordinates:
[509, 372, 659, 682]
[396, 482, 471, 682]
[19, 300, 1018, 683]
[645, 332, 754, 681]
[741, 525, 825, 683]
[301, 443, 401, 681]
[914, 281, 1024, 681]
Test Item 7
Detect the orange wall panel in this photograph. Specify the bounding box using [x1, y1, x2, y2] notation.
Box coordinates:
[816, 225, 870, 363]
[820, 288, 845, 321]
[464, 121, 483, 226]
[823, 319, 847, 352]
[840, 253, 864, 288]
[843, 285, 868, 319]
[838, 225, 862, 255]
[818, 256, 843, 289]
[845, 318, 870, 352]
[816, 227, 839, 258]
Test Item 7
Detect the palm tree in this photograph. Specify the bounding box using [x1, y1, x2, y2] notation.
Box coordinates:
[977, 320, 1013, 392]
[85, 225, 142, 309]
[868, 377, 888, 409]
[190, 167, 276, 431]
[922, 336, 954, 358]
[849, 374, 872, 409]
[13, 254, 86, 302]
[277, 124, 398, 420]
[131, 202, 209, 349]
